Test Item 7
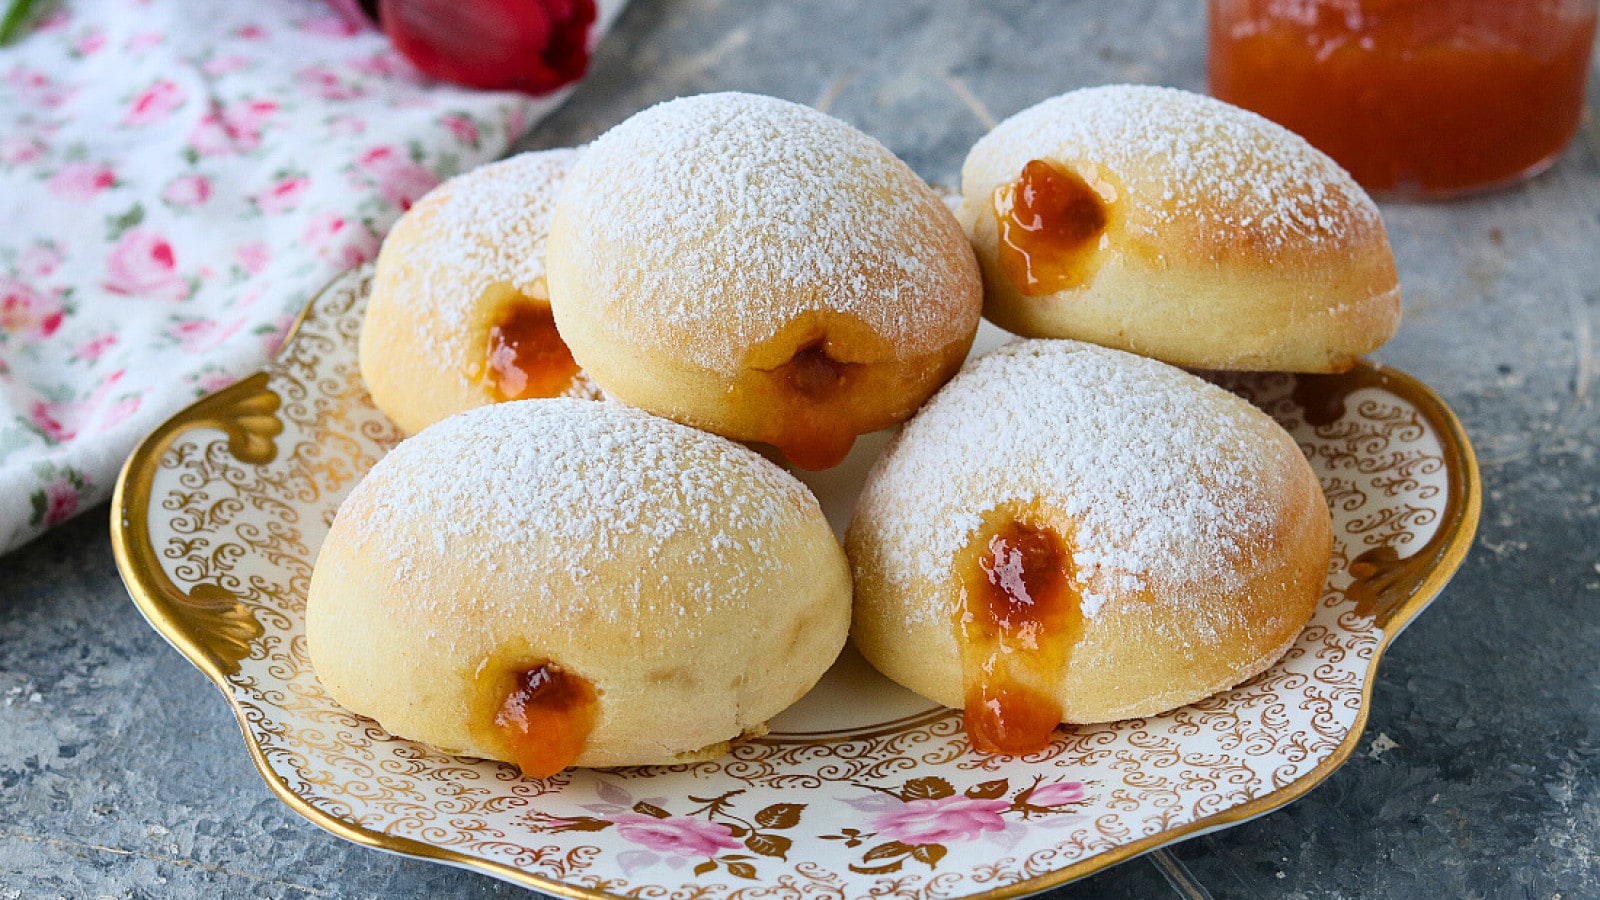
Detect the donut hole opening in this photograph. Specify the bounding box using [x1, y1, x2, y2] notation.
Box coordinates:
[744, 320, 957, 471]
[469, 285, 583, 402]
[953, 507, 1084, 755]
[992, 159, 1111, 296]
[763, 340, 867, 469]
[470, 656, 597, 778]
[783, 341, 856, 401]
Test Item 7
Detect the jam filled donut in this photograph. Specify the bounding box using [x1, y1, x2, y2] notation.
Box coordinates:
[307, 399, 851, 775]
[847, 340, 1331, 755]
[957, 85, 1400, 372]
[545, 92, 983, 470]
[359, 149, 599, 436]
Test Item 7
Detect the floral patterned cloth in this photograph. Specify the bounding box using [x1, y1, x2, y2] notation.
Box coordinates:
[0, 0, 622, 554]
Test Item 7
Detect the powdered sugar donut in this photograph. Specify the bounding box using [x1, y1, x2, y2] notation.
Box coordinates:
[360, 149, 599, 436]
[307, 399, 851, 775]
[847, 340, 1330, 754]
[958, 85, 1400, 372]
[546, 92, 983, 470]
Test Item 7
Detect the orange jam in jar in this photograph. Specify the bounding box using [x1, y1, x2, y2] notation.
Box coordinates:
[957, 519, 1083, 756]
[1208, 0, 1598, 197]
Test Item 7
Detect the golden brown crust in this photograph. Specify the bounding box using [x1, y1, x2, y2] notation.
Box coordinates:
[360, 150, 596, 436]
[958, 85, 1400, 373]
[546, 92, 982, 464]
[846, 340, 1331, 725]
[307, 400, 852, 768]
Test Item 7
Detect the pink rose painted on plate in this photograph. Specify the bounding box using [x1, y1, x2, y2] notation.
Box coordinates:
[523, 787, 805, 880]
[48, 163, 116, 201]
[869, 796, 1009, 845]
[827, 776, 1094, 874]
[124, 80, 186, 125]
[1025, 780, 1086, 807]
[105, 229, 187, 301]
[612, 814, 743, 858]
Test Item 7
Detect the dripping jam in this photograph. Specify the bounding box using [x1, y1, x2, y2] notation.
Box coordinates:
[481, 303, 581, 401]
[959, 520, 1082, 755]
[766, 341, 861, 470]
[993, 159, 1108, 296]
[489, 663, 597, 779]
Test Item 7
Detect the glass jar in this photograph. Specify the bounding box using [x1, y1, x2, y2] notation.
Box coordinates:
[1207, 0, 1598, 199]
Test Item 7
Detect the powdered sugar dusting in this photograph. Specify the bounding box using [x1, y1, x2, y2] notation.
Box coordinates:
[552, 92, 980, 372]
[961, 85, 1381, 253]
[372, 148, 601, 400]
[338, 399, 820, 629]
[389, 148, 579, 327]
[850, 339, 1307, 621]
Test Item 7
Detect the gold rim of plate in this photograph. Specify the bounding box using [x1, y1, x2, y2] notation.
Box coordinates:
[109, 273, 1482, 899]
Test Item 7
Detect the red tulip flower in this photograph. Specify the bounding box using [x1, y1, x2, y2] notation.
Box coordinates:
[379, 0, 597, 95]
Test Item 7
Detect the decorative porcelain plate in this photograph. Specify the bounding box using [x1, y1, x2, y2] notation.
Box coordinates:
[113, 266, 1479, 899]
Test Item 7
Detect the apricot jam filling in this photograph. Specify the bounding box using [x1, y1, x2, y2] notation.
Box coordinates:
[477, 301, 581, 401]
[474, 661, 597, 778]
[993, 159, 1108, 296]
[783, 341, 851, 400]
[762, 340, 865, 470]
[957, 517, 1083, 755]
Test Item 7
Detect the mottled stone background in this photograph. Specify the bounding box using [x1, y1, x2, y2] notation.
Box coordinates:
[4, 1, 1599, 897]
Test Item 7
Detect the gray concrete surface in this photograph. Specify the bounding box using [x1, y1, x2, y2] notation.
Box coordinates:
[4, 0, 1600, 897]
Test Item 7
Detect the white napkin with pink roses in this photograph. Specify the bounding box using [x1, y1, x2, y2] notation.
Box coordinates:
[0, 0, 623, 553]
